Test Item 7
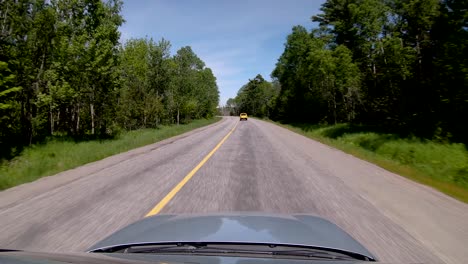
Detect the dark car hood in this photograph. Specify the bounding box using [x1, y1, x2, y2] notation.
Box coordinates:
[89, 212, 375, 260]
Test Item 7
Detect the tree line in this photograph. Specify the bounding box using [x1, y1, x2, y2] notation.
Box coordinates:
[0, 0, 219, 159]
[229, 0, 467, 143]
[226, 74, 279, 118]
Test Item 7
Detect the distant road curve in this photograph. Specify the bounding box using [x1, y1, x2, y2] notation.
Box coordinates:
[0, 117, 467, 263]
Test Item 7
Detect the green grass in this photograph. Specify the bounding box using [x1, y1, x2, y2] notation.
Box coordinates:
[0, 118, 221, 190]
[268, 121, 468, 203]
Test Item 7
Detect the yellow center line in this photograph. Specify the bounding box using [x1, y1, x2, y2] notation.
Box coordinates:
[145, 121, 239, 217]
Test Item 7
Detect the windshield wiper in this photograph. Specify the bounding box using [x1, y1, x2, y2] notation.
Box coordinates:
[97, 242, 374, 261]
[122, 243, 206, 253]
[128, 246, 352, 260]
[271, 249, 357, 260]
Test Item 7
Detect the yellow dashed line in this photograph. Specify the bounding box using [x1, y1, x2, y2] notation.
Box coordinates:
[145, 121, 238, 217]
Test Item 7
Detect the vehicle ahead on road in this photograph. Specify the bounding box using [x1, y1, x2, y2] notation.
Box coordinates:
[240, 113, 248, 121]
[0, 213, 377, 263]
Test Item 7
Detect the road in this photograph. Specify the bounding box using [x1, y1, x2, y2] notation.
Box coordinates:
[0, 117, 467, 263]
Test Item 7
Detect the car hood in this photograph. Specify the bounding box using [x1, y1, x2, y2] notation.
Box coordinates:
[89, 212, 375, 260]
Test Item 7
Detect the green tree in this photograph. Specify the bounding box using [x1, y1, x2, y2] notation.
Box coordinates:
[0, 0, 219, 161]
[118, 38, 162, 129]
[432, 0, 468, 142]
[272, 25, 319, 121]
[0, 61, 21, 158]
[268, 0, 467, 143]
[172, 46, 204, 124]
[194, 67, 219, 118]
[233, 74, 278, 118]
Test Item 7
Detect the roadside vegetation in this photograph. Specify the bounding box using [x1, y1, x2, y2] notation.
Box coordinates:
[0, 117, 220, 190]
[0, 0, 220, 188]
[271, 122, 468, 203]
[1, 1, 220, 162]
[225, 0, 468, 202]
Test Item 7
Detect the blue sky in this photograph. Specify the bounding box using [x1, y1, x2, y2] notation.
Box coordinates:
[120, 0, 325, 105]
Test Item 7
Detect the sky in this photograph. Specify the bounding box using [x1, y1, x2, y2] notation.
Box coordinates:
[120, 0, 325, 105]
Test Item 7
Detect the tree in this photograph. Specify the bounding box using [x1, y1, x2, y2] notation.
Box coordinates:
[233, 74, 278, 118]
[0, 61, 21, 158]
[271, 24, 362, 123]
[270, 0, 467, 143]
[272, 25, 319, 122]
[226, 98, 238, 115]
[118, 38, 162, 129]
[0, 1, 219, 161]
[172, 46, 204, 124]
[194, 67, 219, 118]
[432, 0, 468, 142]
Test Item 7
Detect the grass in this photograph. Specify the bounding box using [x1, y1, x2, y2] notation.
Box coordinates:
[0, 118, 221, 190]
[268, 121, 468, 203]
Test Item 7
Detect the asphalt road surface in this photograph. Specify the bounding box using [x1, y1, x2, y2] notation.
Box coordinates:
[1, 117, 467, 263]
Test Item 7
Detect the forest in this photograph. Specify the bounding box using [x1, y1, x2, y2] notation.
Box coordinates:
[230, 0, 467, 144]
[0, 0, 220, 160]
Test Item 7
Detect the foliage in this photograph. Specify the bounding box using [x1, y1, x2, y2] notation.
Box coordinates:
[0, 117, 220, 190]
[270, 26, 362, 123]
[268, 0, 468, 144]
[230, 74, 278, 118]
[0, 0, 219, 161]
